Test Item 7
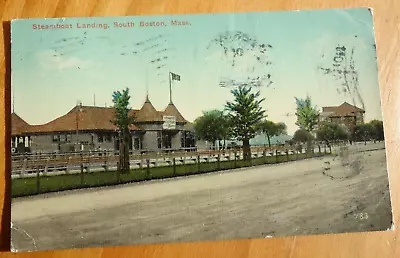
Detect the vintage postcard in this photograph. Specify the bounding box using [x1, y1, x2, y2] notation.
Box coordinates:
[10, 8, 393, 252]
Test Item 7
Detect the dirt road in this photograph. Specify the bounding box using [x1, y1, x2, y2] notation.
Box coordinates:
[11, 145, 392, 252]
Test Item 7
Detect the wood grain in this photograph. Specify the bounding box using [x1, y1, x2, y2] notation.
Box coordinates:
[1, 0, 400, 257]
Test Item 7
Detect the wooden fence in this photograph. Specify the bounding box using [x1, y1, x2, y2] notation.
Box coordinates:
[11, 144, 333, 179]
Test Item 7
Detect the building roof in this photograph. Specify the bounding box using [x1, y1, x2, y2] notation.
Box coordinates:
[21, 106, 141, 135]
[134, 96, 164, 123]
[11, 98, 189, 135]
[164, 103, 187, 123]
[321, 102, 365, 117]
[11, 113, 30, 135]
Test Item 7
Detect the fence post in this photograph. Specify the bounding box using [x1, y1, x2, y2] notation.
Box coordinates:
[234, 151, 237, 168]
[44, 157, 50, 175]
[116, 161, 120, 183]
[154, 153, 159, 167]
[103, 156, 108, 172]
[275, 149, 278, 163]
[146, 159, 150, 178]
[87, 155, 91, 173]
[217, 153, 221, 170]
[66, 156, 71, 174]
[173, 157, 176, 176]
[36, 166, 41, 194]
[139, 158, 143, 169]
[182, 152, 187, 174]
[249, 149, 253, 166]
[80, 152, 84, 185]
[286, 149, 289, 162]
[197, 155, 200, 173]
[263, 150, 266, 164]
[22, 158, 27, 175]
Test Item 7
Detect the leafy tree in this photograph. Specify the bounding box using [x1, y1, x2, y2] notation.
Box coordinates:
[293, 128, 314, 143]
[194, 110, 232, 149]
[257, 120, 287, 147]
[294, 96, 320, 153]
[352, 123, 376, 144]
[225, 85, 266, 160]
[112, 88, 135, 175]
[295, 95, 320, 131]
[369, 119, 384, 141]
[316, 122, 349, 146]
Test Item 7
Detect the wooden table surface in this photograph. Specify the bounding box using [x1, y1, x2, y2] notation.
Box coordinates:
[1, 0, 400, 257]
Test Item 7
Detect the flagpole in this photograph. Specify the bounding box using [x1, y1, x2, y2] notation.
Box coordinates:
[169, 71, 172, 104]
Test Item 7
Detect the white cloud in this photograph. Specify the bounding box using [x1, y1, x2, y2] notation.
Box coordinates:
[37, 50, 94, 71]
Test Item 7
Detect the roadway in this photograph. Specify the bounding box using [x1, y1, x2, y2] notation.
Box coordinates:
[10, 142, 391, 252]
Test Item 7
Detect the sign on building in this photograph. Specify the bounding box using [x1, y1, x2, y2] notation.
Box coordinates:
[163, 116, 176, 130]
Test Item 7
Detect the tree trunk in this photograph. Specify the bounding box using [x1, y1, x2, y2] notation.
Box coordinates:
[118, 131, 123, 177]
[243, 138, 251, 161]
[267, 135, 271, 148]
[123, 127, 130, 173]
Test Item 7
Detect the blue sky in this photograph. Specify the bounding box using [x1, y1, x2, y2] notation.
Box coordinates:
[11, 8, 382, 134]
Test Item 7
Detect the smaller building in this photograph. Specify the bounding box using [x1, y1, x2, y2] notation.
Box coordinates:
[318, 102, 365, 132]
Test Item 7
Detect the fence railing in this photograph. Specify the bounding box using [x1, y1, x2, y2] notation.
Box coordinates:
[11, 144, 334, 177]
[11, 144, 334, 198]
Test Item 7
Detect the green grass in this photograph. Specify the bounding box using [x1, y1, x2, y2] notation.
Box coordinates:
[12, 151, 330, 198]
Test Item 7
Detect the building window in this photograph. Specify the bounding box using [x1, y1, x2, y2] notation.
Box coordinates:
[66, 134, 71, 143]
[98, 133, 113, 143]
[184, 132, 196, 148]
[52, 135, 59, 142]
[134, 138, 141, 150]
[60, 135, 66, 142]
[163, 133, 172, 149]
